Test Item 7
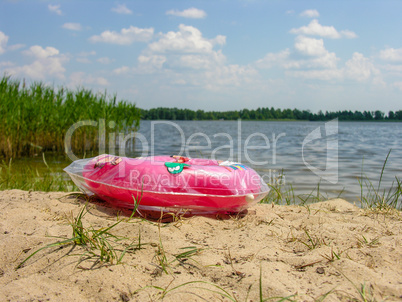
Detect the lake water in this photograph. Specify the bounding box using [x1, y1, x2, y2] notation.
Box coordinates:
[127, 120, 402, 203]
[12, 120, 401, 204]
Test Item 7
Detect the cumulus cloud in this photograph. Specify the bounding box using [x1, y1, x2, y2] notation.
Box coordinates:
[0, 31, 9, 54]
[111, 4, 132, 15]
[133, 24, 257, 90]
[257, 36, 338, 72]
[379, 48, 402, 62]
[255, 49, 290, 69]
[203, 65, 258, 89]
[176, 51, 226, 70]
[48, 4, 62, 15]
[158, 63, 258, 90]
[69, 72, 109, 87]
[136, 55, 167, 73]
[97, 57, 113, 64]
[293, 38, 338, 70]
[287, 69, 342, 81]
[113, 66, 130, 75]
[89, 26, 154, 45]
[254, 18, 385, 84]
[6, 45, 68, 80]
[380, 64, 402, 75]
[393, 81, 402, 91]
[166, 8, 207, 19]
[300, 9, 319, 18]
[344, 52, 379, 82]
[340, 30, 358, 39]
[0, 32, 25, 54]
[62, 23, 82, 31]
[141, 24, 227, 73]
[76, 58, 91, 64]
[138, 55, 166, 68]
[294, 35, 327, 56]
[7, 44, 25, 51]
[290, 19, 357, 39]
[0, 61, 14, 69]
[75, 51, 95, 64]
[23, 46, 59, 58]
[257, 42, 382, 83]
[148, 24, 224, 54]
[78, 51, 96, 57]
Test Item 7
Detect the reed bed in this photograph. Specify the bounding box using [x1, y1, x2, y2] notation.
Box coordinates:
[0, 75, 140, 159]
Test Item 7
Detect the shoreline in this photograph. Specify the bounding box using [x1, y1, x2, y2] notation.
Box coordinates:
[0, 190, 401, 301]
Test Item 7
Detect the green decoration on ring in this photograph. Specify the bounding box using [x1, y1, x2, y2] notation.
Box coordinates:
[165, 162, 190, 174]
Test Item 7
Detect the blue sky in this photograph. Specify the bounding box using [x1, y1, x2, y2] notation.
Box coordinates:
[1, 0, 401, 113]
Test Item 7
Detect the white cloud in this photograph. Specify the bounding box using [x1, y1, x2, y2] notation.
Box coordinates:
[379, 48, 402, 62]
[290, 19, 357, 39]
[257, 36, 338, 72]
[135, 55, 167, 73]
[177, 51, 226, 70]
[166, 8, 207, 19]
[0, 31, 9, 54]
[203, 65, 258, 89]
[294, 35, 327, 56]
[158, 63, 258, 91]
[255, 49, 290, 68]
[294, 36, 338, 70]
[212, 35, 226, 45]
[8, 44, 25, 51]
[287, 69, 342, 81]
[138, 55, 166, 68]
[6, 45, 68, 80]
[62, 23, 82, 31]
[24, 45, 59, 58]
[97, 57, 113, 64]
[69, 72, 109, 87]
[393, 81, 402, 91]
[380, 64, 402, 75]
[113, 66, 130, 75]
[76, 51, 96, 63]
[300, 9, 319, 18]
[78, 51, 96, 57]
[111, 4, 132, 15]
[141, 24, 227, 73]
[148, 24, 224, 54]
[89, 26, 154, 45]
[48, 4, 62, 15]
[340, 30, 357, 39]
[372, 76, 386, 88]
[76, 57, 91, 64]
[344, 52, 379, 82]
[256, 40, 383, 83]
[0, 61, 14, 69]
[133, 24, 258, 90]
[255, 20, 386, 84]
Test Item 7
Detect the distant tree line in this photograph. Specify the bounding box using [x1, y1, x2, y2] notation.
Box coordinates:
[141, 107, 402, 121]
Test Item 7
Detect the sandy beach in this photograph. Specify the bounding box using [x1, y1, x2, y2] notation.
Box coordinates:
[0, 190, 401, 301]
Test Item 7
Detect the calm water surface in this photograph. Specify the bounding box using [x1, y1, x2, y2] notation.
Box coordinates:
[131, 120, 402, 203]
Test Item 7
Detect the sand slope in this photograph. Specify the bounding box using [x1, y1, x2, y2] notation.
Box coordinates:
[0, 190, 401, 301]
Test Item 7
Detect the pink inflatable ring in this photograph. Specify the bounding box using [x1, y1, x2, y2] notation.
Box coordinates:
[64, 154, 269, 215]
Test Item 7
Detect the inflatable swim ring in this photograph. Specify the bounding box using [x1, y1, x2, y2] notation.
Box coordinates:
[64, 154, 269, 215]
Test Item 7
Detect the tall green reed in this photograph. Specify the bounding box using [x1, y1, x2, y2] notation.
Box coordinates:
[0, 75, 141, 159]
